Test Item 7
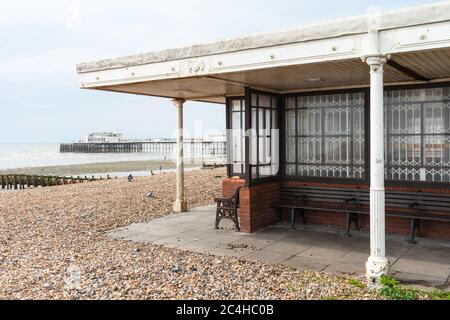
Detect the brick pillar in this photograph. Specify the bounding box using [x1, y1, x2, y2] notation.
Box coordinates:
[222, 178, 280, 233]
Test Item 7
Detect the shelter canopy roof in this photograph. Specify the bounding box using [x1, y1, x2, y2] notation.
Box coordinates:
[76, 2, 450, 104]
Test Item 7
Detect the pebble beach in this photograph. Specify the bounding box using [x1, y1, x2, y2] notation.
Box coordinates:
[0, 167, 384, 300]
[0, 160, 197, 177]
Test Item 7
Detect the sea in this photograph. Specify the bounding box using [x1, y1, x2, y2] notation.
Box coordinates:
[0, 143, 172, 176]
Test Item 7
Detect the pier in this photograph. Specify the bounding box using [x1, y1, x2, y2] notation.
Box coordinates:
[60, 140, 227, 165]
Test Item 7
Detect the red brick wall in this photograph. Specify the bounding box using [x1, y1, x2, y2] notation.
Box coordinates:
[222, 178, 245, 198]
[246, 181, 280, 232]
[281, 181, 450, 240]
[223, 178, 450, 239]
[222, 178, 280, 233]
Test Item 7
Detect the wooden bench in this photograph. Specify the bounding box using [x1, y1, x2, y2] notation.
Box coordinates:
[272, 186, 450, 243]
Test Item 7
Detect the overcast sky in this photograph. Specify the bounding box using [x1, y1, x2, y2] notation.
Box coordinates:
[0, 0, 437, 143]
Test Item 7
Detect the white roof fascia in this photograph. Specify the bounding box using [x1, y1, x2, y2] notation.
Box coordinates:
[77, 1, 450, 89]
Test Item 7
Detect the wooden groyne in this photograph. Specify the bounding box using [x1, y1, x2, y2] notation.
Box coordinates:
[0, 174, 110, 190]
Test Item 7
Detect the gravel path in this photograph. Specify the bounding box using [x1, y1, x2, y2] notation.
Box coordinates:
[0, 167, 382, 300]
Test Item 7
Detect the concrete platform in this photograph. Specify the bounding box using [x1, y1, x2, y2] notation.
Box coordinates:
[108, 205, 450, 290]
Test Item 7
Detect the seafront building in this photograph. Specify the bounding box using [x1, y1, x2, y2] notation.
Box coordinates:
[84, 132, 124, 143]
[76, 2, 450, 285]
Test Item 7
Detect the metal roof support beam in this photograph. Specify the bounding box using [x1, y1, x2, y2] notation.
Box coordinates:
[386, 59, 429, 81]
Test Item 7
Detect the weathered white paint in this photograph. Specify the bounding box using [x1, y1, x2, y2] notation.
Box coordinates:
[364, 28, 389, 287]
[77, 2, 450, 74]
[77, 16, 450, 94]
[173, 98, 187, 213]
[78, 34, 363, 89]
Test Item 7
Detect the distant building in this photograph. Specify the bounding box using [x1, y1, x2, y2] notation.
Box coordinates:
[83, 132, 123, 143]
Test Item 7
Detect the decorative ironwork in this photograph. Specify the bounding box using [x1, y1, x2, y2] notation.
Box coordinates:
[285, 92, 366, 179]
[215, 187, 240, 231]
[385, 86, 450, 182]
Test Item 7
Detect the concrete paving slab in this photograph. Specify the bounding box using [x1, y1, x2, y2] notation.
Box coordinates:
[208, 245, 258, 258]
[283, 256, 331, 272]
[390, 271, 448, 290]
[336, 250, 369, 265]
[151, 237, 194, 248]
[120, 232, 167, 243]
[227, 237, 274, 251]
[108, 205, 450, 290]
[250, 229, 291, 243]
[391, 257, 450, 279]
[245, 249, 294, 264]
[397, 245, 450, 265]
[322, 262, 366, 276]
[297, 245, 352, 262]
[261, 239, 311, 256]
[152, 230, 211, 248]
[176, 239, 223, 254]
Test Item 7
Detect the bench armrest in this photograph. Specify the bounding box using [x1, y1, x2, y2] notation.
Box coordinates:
[215, 197, 230, 202]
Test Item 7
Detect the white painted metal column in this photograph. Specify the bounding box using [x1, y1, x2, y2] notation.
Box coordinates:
[364, 28, 389, 287]
[173, 98, 187, 213]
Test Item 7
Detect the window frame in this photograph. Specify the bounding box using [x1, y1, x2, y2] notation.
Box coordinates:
[227, 82, 450, 189]
[281, 88, 370, 185]
[248, 88, 281, 183]
[225, 89, 282, 186]
[226, 96, 246, 179]
[384, 81, 450, 187]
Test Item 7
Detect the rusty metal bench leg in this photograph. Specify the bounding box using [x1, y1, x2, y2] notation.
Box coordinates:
[231, 209, 240, 231]
[214, 208, 222, 229]
[408, 218, 420, 244]
[300, 209, 307, 225]
[291, 208, 296, 229]
[346, 212, 359, 237]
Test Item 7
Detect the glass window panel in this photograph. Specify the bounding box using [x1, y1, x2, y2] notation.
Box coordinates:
[258, 108, 264, 133]
[272, 109, 278, 129]
[233, 164, 242, 174]
[387, 136, 421, 166]
[228, 98, 245, 177]
[324, 137, 350, 165]
[285, 91, 365, 179]
[250, 130, 257, 166]
[298, 137, 321, 164]
[424, 135, 450, 167]
[385, 85, 450, 182]
[266, 109, 271, 133]
[249, 92, 279, 180]
[285, 165, 295, 176]
[325, 108, 349, 135]
[424, 102, 450, 134]
[251, 166, 257, 179]
[251, 94, 257, 107]
[258, 136, 267, 165]
[232, 112, 241, 130]
[286, 97, 296, 109]
[259, 166, 270, 177]
[232, 99, 241, 112]
[259, 95, 271, 108]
